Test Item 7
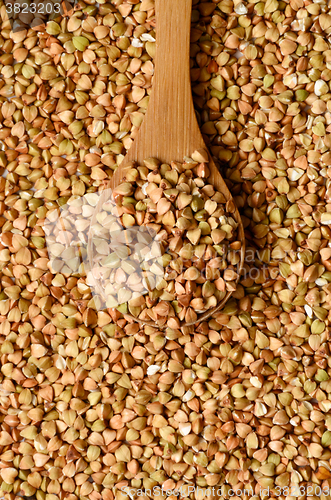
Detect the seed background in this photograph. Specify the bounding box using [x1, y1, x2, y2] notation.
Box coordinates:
[0, 0, 331, 498]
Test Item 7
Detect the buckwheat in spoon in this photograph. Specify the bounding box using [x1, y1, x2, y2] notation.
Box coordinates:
[87, 0, 245, 328]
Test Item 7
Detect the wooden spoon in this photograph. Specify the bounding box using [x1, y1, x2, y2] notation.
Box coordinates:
[88, 0, 245, 326]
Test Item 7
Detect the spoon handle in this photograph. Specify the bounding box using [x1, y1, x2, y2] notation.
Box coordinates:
[125, 0, 203, 165]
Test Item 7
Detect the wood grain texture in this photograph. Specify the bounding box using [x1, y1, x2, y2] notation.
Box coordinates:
[92, 0, 245, 326]
[110, 0, 204, 186]
[128, 0, 201, 162]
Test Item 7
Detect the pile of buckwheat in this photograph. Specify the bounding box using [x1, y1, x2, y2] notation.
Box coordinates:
[1, 0, 331, 499]
[90, 152, 241, 326]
